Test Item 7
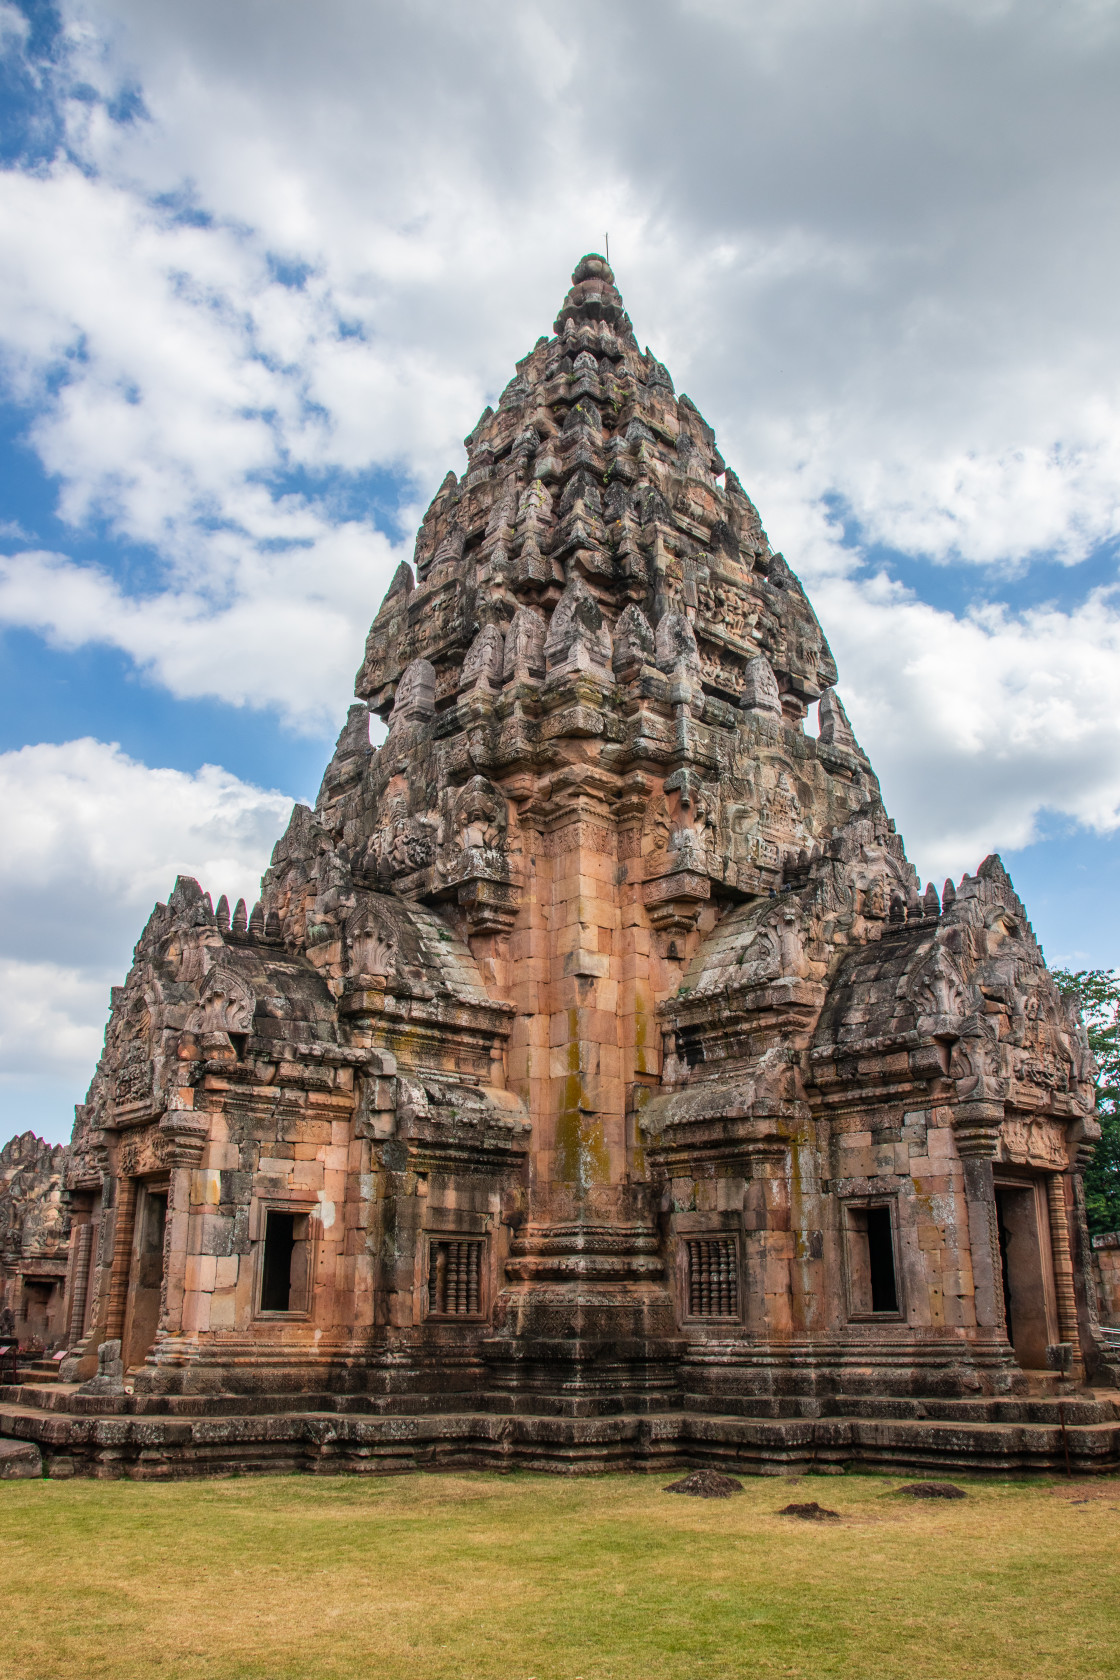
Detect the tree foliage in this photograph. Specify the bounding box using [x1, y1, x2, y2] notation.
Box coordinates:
[1052, 968, 1120, 1235]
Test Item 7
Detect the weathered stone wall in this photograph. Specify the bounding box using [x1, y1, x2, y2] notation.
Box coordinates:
[0, 1132, 70, 1351]
[41, 254, 1107, 1422]
[1093, 1234, 1120, 1325]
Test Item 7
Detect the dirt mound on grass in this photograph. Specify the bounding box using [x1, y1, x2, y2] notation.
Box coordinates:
[902, 1481, 967, 1499]
[779, 1501, 840, 1520]
[663, 1470, 744, 1498]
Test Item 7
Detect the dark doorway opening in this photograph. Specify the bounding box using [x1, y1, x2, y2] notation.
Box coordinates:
[994, 1181, 1057, 1369]
[996, 1192, 1015, 1338]
[124, 1186, 168, 1370]
[845, 1201, 902, 1318]
[866, 1206, 899, 1314]
[260, 1211, 297, 1311]
[20, 1280, 54, 1344]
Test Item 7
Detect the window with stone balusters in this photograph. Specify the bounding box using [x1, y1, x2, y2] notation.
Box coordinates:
[684, 1235, 740, 1320]
[426, 1237, 485, 1318]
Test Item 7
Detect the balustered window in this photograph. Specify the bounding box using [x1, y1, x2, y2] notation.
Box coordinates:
[685, 1236, 739, 1320]
[427, 1238, 484, 1318]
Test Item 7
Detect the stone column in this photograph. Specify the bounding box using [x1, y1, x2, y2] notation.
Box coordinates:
[66, 1222, 94, 1344]
[545, 807, 623, 1190]
[1046, 1173, 1081, 1359]
[160, 1166, 194, 1336]
[960, 1157, 1006, 1335]
[743, 1144, 793, 1339]
[490, 797, 679, 1382]
[952, 1102, 1008, 1343]
[157, 1107, 212, 1342]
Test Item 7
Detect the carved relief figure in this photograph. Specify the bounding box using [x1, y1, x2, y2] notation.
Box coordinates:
[188, 964, 255, 1037]
[345, 903, 400, 982]
[451, 776, 508, 857]
[910, 944, 969, 1023]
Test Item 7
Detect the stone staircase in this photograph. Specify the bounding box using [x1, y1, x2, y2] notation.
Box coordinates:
[3, 1379, 1119, 1480]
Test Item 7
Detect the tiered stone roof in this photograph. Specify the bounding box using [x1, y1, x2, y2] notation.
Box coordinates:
[12, 256, 1106, 1474]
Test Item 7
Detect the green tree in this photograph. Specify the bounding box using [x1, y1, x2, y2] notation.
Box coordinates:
[1052, 968, 1120, 1234]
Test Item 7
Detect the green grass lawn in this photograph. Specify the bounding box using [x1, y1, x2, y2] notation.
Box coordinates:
[1, 1469, 1118, 1679]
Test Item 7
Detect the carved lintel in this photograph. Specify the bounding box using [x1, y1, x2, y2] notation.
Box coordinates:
[103, 1098, 157, 1133]
[998, 1115, 1073, 1172]
[744, 1139, 790, 1178]
[442, 845, 512, 888]
[646, 901, 703, 937]
[644, 845, 714, 883]
[643, 869, 710, 904]
[66, 1166, 105, 1196]
[642, 1111, 792, 1179]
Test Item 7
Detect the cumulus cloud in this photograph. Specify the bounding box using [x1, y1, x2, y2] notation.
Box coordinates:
[0, 738, 293, 1137]
[0, 959, 107, 1085]
[68, 0, 1120, 569]
[0, 1, 1118, 881]
[0, 162, 411, 726]
[814, 577, 1120, 878]
[0, 533, 398, 728]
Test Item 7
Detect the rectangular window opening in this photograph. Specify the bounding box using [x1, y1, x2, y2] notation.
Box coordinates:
[137, 1191, 167, 1290]
[145, 1192, 168, 1251]
[846, 1202, 901, 1318]
[866, 1205, 899, 1314]
[686, 1236, 739, 1319]
[260, 1210, 305, 1313]
[427, 1239, 484, 1317]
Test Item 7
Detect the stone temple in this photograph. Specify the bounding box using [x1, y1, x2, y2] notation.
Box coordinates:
[3, 254, 1120, 1479]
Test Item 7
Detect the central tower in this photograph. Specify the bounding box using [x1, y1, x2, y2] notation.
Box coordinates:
[331, 254, 864, 1402]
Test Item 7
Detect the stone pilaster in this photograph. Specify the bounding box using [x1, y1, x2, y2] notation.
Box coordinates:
[1046, 1172, 1081, 1364]
[103, 1175, 137, 1345]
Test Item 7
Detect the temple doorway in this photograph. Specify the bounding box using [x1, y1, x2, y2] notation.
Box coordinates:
[19, 1278, 55, 1345]
[994, 1177, 1059, 1370]
[123, 1182, 168, 1371]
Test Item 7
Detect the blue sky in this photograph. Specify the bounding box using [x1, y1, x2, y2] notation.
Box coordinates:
[2, 0, 1119, 1145]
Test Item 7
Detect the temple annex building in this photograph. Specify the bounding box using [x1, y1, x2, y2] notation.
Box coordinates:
[3, 255, 1120, 1480]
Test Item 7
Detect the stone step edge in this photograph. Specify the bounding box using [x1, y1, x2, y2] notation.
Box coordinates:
[4, 1407, 1120, 1450]
[2, 1383, 1116, 1426]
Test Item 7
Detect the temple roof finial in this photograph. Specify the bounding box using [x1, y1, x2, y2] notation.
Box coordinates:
[554, 252, 634, 342]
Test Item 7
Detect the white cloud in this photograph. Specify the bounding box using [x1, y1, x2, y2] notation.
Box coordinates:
[0, 1, 1118, 899]
[0, 164, 409, 726]
[0, 532, 398, 729]
[8, 0, 1118, 576]
[0, 739, 294, 1138]
[814, 577, 1120, 882]
[0, 3, 27, 47]
[0, 959, 106, 1084]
